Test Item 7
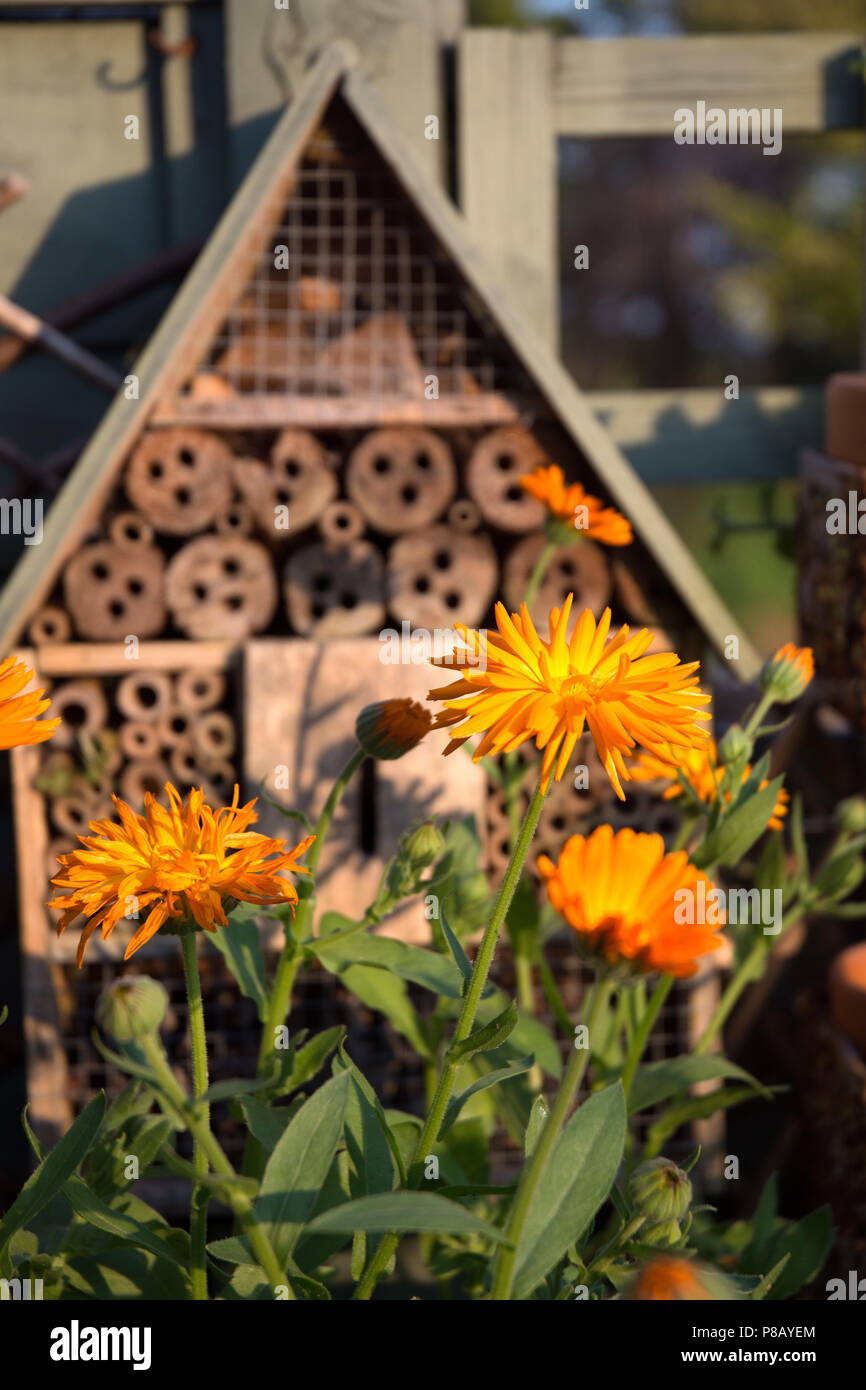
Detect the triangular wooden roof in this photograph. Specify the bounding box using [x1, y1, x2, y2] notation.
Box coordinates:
[0, 40, 761, 677]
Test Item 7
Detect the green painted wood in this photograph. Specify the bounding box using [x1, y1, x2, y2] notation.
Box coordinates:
[554, 32, 865, 136]
[342, 64, 764, 677]
[0, 42, 352, 654]
[586, 386, 822, 484]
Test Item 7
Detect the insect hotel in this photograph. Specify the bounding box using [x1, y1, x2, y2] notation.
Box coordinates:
[0, 44, 759, 1167]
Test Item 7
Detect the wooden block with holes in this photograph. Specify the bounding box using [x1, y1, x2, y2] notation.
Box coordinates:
[243, 637, 487, 945]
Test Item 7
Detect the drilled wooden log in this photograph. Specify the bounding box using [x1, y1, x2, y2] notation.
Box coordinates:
[504, 533, 612, 627]
[320, 500, 364, 545]
[125, 428, 234, 534]
[52, 793, 113, 838]
[448, 498, 481, 533]
[216, 497, 255, 538]
[166, 536, 277, 640]
[156, 707, 196, 748]
[63, 539, 165, 641]
[120, 759, 171, 806]
[109, 511, 155, 551]
[176, 668, 225, 713]
[346, 428, 455, 535]
[232, 434, 337, 537]
[285, 540, 385, 638]
[193, 711, 236, 763]
[116, 671, 174, 723]
[169, 741, 234, 803]
[28, 606, 70, 645]
[466, 427, 548, 532]
[387, 525, 497, 630]
[119, 720, 163, 761]
[49, 680, 108, 749]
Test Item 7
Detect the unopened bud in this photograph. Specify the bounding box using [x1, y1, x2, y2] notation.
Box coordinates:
[836, 797, 866, 836]
[96, 976, 168, 1042]
[718, 723, 751, 766]
[759, 643, 814, 704]
[628, 1157, 692, 1224]
[400, 820, 446, 872]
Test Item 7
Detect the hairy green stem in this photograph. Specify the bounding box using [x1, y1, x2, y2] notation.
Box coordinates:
[524, 538, 558, 606]
[490, 977, 614, 1300]
[180, 930, 209, 1301]
[694, 904, 799, 1054]
[353, 778, 549, 1299]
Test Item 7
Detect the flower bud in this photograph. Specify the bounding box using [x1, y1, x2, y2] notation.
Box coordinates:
[718, 723, 751, 766]
[759, 643, 814, 704]
[836, 797, 866, 836]
[628, 1156, 692, 1224]
[640, 1217, 683, 1248]
[96, 976, 168, 1042]
[399, 820, 446, 872]
[814, 851, 865, 904]
[356, 699, 440, 760]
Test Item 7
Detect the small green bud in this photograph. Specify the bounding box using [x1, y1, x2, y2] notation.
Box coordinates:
[718, 723, 751, 766]
[96, 976, 168, 1043]
[758, 643, 813, 704]
[814, 851, 865, 904]
[640, 1217, 683, 1248]
[628, 1157, 692, 1224]
[836, 797, 866, 837]
[399, 821, 446, 872]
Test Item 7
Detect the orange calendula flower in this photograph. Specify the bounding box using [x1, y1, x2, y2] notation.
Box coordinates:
[428, 595, 709, 797]
[537, 824, 725, 978]
[628, 1256, 716, 1301]
[48, 783, 314, 966]
[0, 656, 60, 749]
[356, 697, 455, 761]
[759, 642, 814, 703]
[631, 739, 789, 831]
[520, 464, 633, 545]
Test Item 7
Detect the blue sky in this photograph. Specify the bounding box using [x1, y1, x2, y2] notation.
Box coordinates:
[528, 0, 680, 36]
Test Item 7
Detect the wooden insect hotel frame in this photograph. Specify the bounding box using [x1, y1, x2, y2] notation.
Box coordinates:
[0, 43, 758, 1170]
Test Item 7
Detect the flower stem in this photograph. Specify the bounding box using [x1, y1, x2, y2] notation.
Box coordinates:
[490, 976, 614, 1301]
[620, 973, 674, 1100]
[138, 1034, 290, 1296]
[694, 904, 799, 1054]
[524, 538, 558, 607]
[742, 690, 775, 741]
[353, 778, 549, 1300]
[180, 929, 209, 1302]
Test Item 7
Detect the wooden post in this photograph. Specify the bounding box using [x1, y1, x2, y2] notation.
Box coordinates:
[458, 29, 558, 351]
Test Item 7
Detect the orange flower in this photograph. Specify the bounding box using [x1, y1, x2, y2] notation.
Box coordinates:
[356, 697, 455, 761]
[520, 464, 633, 545]
[760, 643, 814, 703]
[0, 656, 60, 749]
[628, 1255, 715, 1301]
[537, 824, 725, 978]
[631, 739, 789, 831]
[428, 596, 709, 797]
[48, 783, 314, 966]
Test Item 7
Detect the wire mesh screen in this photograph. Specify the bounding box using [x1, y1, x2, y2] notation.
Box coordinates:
[181, 101, 527, 408]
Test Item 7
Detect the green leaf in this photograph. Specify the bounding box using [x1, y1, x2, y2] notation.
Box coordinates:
[208, 1236, 256, 1266]
[692, 777, 785, 870]
[254, 1070, 352, 1265]
[339, 964, 431, 1059]
[512, 1082, 627, 1300]
[628, 1056, 769, 1113]
[743, 1206, 833, 1301]
[209, 914, 269, 1023]
[789, 793, 809, 883]
[442, 1056, 535, 1134]
[646, 1085, 778, 1155]
[438, 907, 474, 991]
[524, 1095, 550, 1157]
[239, 1096, 304, 1155]
[0, 1094, 106, 1257]
[0, 1004, 8, 1027]
[201, 1078, 268, 1103]
[273, 1026, 346, 1097]
[305, 1191, 513, 1243]
[62, 1245, 189, 1300]
[332, 1048, 395, 1199]
[62, 1174, 189, 1275]
[317, 930, 464, 999]
[447, 999, 518, 1064]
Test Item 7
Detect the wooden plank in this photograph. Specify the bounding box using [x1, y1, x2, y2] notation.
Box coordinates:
[586, 385, 822, 484]
[554, 33, 865, 137]
[10, 739, 73, 1147]
[342, 67, 764, 679]
[151, 393, 521, 429]
[244, 638, 486, 947]
[28, 641, 234, 677]
[458, 29, 557, 349]
[0, 44, 350, 656]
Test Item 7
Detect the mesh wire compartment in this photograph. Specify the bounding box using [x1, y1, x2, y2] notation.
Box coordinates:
[183, 103, 528, 406]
